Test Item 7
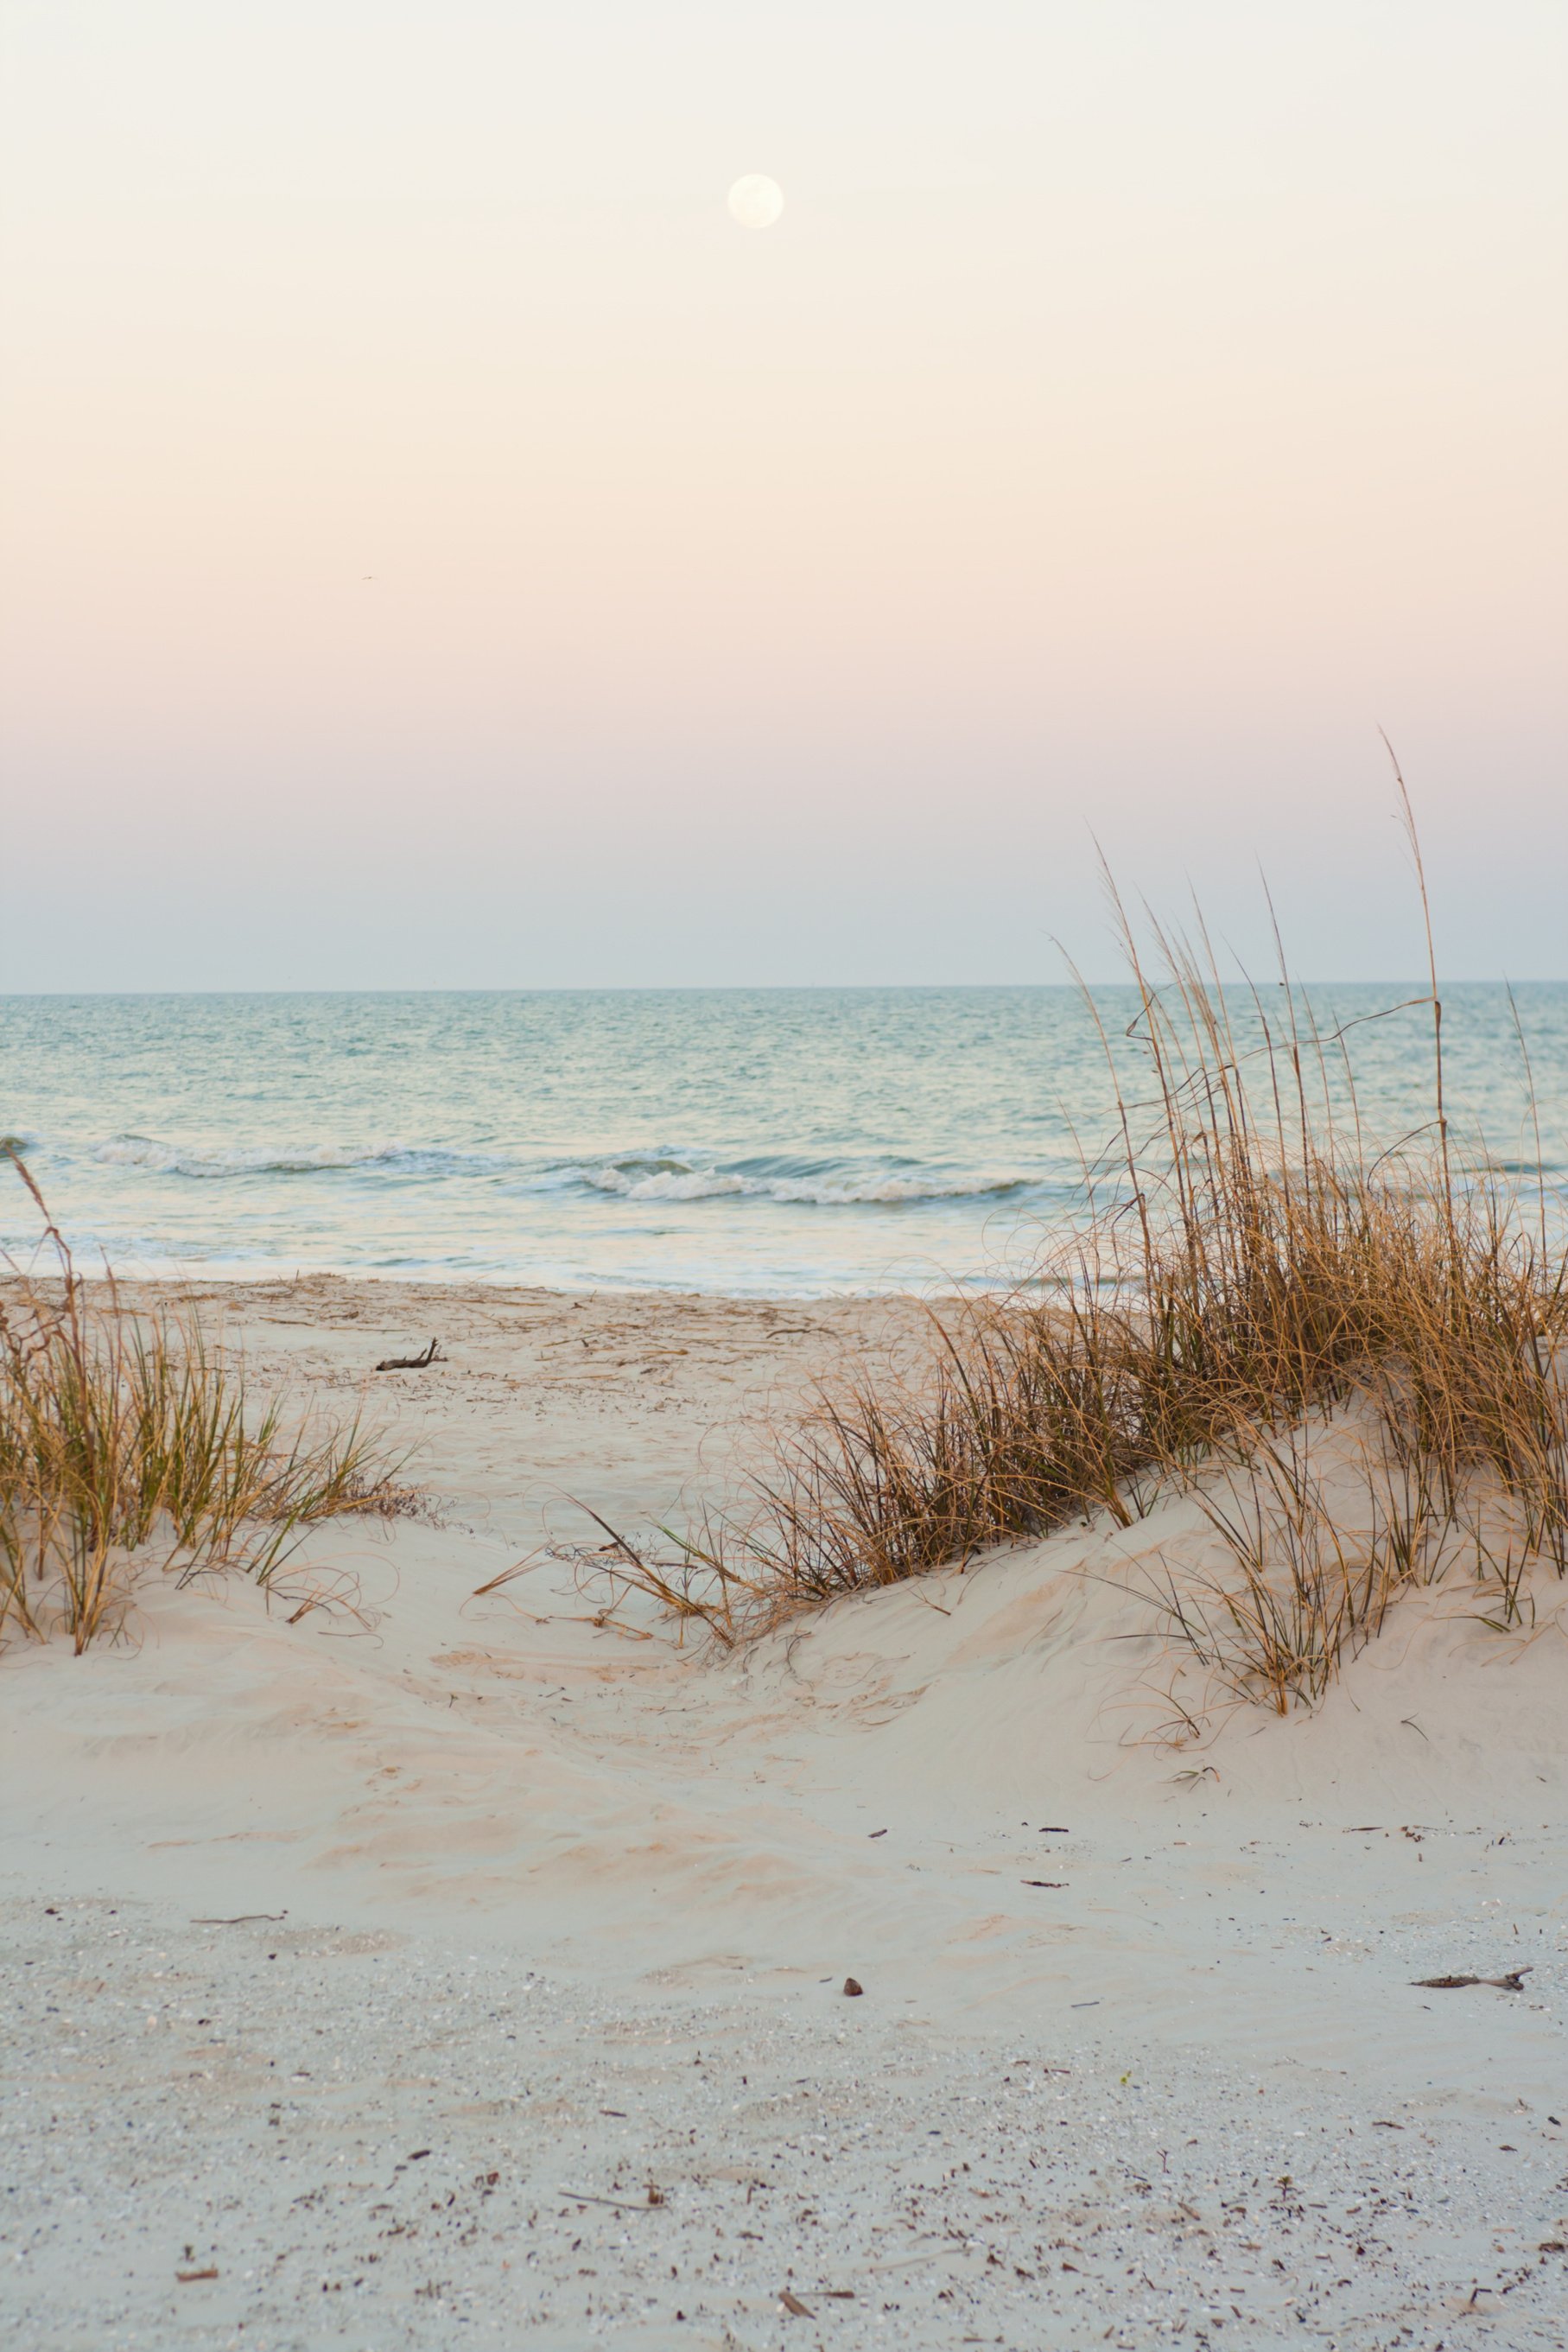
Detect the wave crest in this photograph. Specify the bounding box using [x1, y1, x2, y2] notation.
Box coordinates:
[90, 1135, 505, 1180]
[83, 1135, 1036, 1211]
[563, 1160, 1028, 1208]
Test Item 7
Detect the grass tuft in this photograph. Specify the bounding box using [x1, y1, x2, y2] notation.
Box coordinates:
[611, 788, 1568, 1709]
[0, 1146, 410, 1651]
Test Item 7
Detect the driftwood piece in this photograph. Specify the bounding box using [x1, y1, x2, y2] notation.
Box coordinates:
[375, 1339, 443, 1372]
[1412, 1967, 1532, 1992]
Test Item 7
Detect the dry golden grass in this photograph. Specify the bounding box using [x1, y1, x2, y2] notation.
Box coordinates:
[0, 1147, 410, 1651]
[608, 783, 1568, 1707]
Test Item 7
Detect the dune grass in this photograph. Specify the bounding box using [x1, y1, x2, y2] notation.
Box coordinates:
[0, 1146, 410, 1651]
[610, 789, 1568, 1707]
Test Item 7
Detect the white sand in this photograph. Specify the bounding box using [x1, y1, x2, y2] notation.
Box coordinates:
[3, 1276, 1567, 2349]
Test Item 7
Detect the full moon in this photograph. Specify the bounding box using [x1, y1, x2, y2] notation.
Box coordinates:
[727, 175, 784, 230]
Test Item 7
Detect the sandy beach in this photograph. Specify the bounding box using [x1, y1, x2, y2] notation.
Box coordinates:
[4, 1275, 1567, 2349]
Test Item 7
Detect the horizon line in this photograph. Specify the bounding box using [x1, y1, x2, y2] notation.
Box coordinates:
[2, 976, 1565, 1002]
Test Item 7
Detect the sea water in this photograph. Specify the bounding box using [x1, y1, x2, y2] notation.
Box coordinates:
[3, 986, 1565, 1295]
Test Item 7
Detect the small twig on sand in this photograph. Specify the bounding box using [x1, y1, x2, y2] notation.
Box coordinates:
[375, 1339, 442, 1372]
[1412, 1967, 1532, 1992]
[557, 2188, 658, 2213]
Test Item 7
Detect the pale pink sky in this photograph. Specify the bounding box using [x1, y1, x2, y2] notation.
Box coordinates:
[2, 1, 1564, 986]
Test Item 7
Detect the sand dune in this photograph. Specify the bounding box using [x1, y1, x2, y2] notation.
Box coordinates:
[5, 1278, 1566, 2346]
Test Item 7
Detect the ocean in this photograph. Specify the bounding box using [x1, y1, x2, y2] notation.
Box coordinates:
[3, 985, 1565, 1296]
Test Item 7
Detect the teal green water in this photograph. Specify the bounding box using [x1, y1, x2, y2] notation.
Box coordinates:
[2, 986, 1564, 1294]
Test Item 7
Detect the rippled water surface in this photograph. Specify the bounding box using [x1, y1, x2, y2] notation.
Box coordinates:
[3, 987, 1565, 1294]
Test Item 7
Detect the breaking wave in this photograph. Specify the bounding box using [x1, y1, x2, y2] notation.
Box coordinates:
[90, 1135, 510, 1180]
[86, 1135, 1035, 1209]
[558, 1157, 1032, 1208]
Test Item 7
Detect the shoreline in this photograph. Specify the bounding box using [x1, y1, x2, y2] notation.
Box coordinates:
[2, 1257, 1018, 1305]
[4, 1274, 1566, 2345]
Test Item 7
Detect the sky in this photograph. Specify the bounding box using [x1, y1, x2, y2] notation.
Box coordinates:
[1, 0, 1564, 988]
